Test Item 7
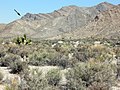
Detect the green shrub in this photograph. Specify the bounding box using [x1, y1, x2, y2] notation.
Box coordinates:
[0, 54, 26, 74]
[48, 55, 70, 68]
[0, 54, 20, 67]
[29, 51, 49, 66]
[29, 49, 58, 66]
[66, 61, 116, 90]
[9, 60, 27, 74]
[19, 69, 60, 90]
[46, 69, 61, 86]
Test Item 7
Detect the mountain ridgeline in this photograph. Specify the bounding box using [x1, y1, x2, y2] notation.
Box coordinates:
[0, 2, 120, 40]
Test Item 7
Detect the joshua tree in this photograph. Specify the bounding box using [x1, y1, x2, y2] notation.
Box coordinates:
[15, 34, 32, 45]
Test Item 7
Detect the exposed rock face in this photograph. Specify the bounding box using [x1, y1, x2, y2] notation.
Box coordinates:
[60, 4, 120, 39]
[0, 2, 120, 40]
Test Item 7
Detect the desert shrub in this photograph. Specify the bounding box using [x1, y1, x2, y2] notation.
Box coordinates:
[9, 60, 28, 74]
[29, 49, 72, 68]
[0, 54, 26, 74]
[0, 51, 6, 58]
[0, 72, 3, 81]
[73, 44, 114, 63]
[53, 44, 62, 52]
[7, 45, 33, 58]
[71, 46, 91, 62]
[19, 69, 60, 90]
[67, 57, 79, 67]
[5, 85, 16, 90]
[56, 56, 69, 68]
[0, 44, 8, 51]
[0, 54, 20, 67]
[114, 47, 120, 57]
[73, 52, 88, 62]
[48, 54, 70, 68]
[16, 48, 29, 59]
[29, 41, 73, 67]
[29, 51, 50, 66]
[88, 82, 111, 90]
[0, 45, 7, 59]
[5, 79, 19, 90]
[66, 61, 116, 90]
[29, 49, 58, 66]
[89, 45, 111, 60]
[46, 69, 61, 86]
[18, 45, 34, 58]
[25, 70, 47, 90]
[8, 46, 20, 54]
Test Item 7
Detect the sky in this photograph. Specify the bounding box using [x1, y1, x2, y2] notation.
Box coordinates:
[0, 0, 120, 24]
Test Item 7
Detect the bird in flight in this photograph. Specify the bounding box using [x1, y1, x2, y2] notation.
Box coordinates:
[14, 9, 21, 16]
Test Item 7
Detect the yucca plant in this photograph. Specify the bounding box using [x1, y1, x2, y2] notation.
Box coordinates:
[14, 34, 32, 45]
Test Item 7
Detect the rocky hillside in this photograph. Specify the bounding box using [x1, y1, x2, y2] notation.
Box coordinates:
[59, 4, 120, 39]
[0, 24, 6, 31]
[0, 2, 119, 40]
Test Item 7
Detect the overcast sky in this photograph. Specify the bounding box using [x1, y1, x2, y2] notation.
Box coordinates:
[0, 0, 120, 23]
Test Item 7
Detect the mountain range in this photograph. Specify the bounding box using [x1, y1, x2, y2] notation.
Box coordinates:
[0, 2, 120, 40]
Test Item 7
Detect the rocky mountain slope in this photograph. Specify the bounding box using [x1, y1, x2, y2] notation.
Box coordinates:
[59, 4, 120, 39]
[0, 24, 6, 31]
[0, 2, 119, 40]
